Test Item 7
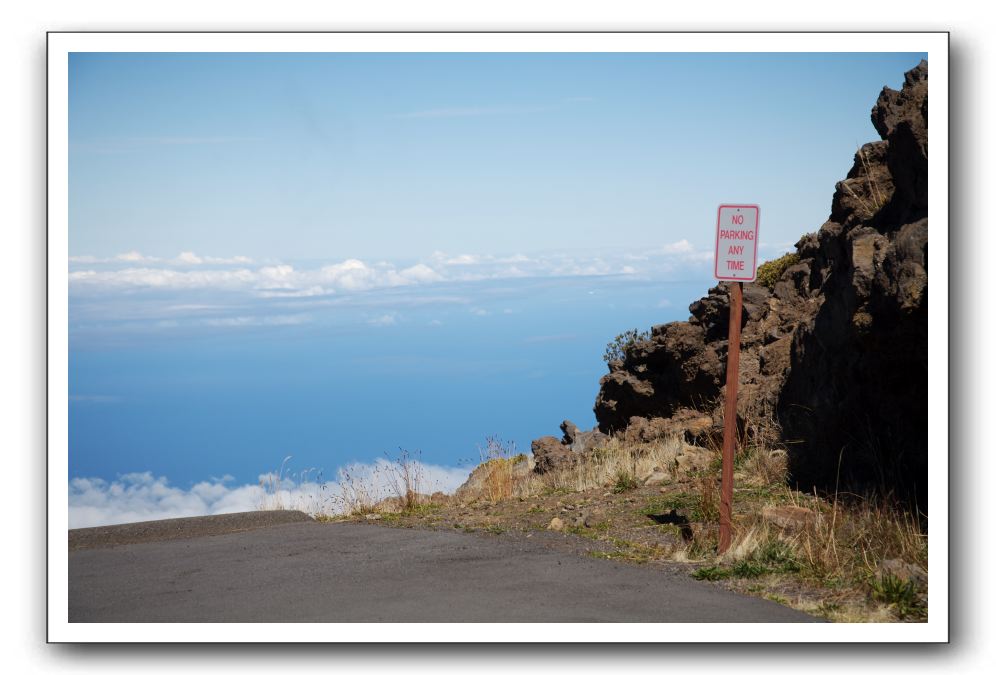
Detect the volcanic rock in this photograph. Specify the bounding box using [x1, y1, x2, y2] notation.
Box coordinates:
[530, 420, 608, 474]
[591, 60, 930, 507]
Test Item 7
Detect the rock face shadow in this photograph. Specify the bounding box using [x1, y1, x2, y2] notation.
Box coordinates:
[646, 509, 694, 542]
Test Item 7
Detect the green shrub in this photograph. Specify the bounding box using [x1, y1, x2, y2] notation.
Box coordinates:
[731, 559, 769, 579]
[611, 469, 640, 494]
[755, 252, 800, 289]
[603, 328, 651, 364]
[756, 539, 802, 573]
[869, 573, 926, 621]
[692, 566, 732, 581]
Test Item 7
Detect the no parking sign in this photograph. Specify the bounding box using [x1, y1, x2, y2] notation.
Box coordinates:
[714, 204, 760, 282]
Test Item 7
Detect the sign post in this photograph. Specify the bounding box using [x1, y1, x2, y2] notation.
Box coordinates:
[713, 204, 760, 554]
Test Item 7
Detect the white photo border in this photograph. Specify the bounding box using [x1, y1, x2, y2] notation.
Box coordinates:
[48, 31, 949, 643]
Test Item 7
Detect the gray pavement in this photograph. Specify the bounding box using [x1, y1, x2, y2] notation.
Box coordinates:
[68, 514, 820, 622]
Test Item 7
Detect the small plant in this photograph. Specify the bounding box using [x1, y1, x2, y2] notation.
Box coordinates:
[603, 328, 651, 364]
[611, 469, 640, 493]
[755, 252, 800, 289]
[257, 455, 294, 511]
[693, 566, 732, 581]
[869, 573, 925, 621]
[696, 477, 720, 523]
[731, 559, 768, 579]
[815, 600, 842, 620]
[383, 447, 425, 512]
[756, 539, 802, 573]
[857, 145, 886, 213]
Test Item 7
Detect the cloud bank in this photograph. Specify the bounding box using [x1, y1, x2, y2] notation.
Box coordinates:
[68, 460, 472, 529]
[69, 241, 714, 297]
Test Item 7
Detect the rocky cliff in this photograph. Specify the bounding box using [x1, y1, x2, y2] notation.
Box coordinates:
[592, 61, 929, 508]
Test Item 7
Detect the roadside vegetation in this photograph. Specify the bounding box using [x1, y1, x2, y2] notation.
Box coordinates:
[258, 411, 927, 623]
[755, 252, 800, 289]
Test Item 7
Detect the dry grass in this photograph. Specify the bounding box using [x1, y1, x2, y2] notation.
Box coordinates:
[382, 448, 425, 512]
[535, 434, 684, 495]
[256, 455, 295, 511]
[254, 449, 440, 519]
[477, 436, 518, 503]
[794, 494, 927, 585]
[857, 145, 886, 211]
[329, 463, 382, 516]
[499, 404, 925, 621]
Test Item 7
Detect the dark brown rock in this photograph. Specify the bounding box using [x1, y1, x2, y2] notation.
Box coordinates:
[561, 419, 608, 453]
[591, 60, 929, 509]
[622, 409, 717, 445]
[529, 420, 609, 474]
[594, 322, 724, 431]
[530, 435, 571, 474]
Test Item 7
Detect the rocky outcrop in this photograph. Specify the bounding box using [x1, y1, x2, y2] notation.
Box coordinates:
[531, 420, 609, 474]
[620, 408, 718, 446]
[591, 61, 929, 507]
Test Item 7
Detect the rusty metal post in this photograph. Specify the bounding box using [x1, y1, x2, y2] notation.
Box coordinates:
[718, 281, 743, 554]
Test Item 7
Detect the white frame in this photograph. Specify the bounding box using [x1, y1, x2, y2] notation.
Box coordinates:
[48, 31, 949, 643]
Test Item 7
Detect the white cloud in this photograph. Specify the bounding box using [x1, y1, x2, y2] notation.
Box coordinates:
[174, 251, 204, 265]
[70, 267, 258, 290]
[444, 253, 484, 266]
[68, 472, 257, 529]
[399, 263, 443, 283]
[368, 313, 397, 326]
[200, 313, 312, 328]
[117, 250, 155, 262]
[68, 243, 717, 304]
[658, 239, 695, 254]
[257, 264, 296, 287]
[255, 285, 330, 298]
[318, 259, 401, 291]
[172, 251, 254, 266]
[69, 460, 472, 529]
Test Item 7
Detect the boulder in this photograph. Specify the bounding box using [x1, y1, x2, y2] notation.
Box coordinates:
[622, 409, 717, 444]
[877, 558, 927, 588]
[530, 420, 608, 474]
[561, 419, 608, 453]
[640, 466, 671, 486]
[674, 444, 714, 476]
[531, 436, 573, 474]
[761, 505, 817, 532]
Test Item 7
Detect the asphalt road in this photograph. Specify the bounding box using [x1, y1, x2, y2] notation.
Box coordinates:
[69, 513, 820, 622]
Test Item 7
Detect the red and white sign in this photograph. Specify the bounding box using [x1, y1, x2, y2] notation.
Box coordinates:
[714, 204, 760, 282]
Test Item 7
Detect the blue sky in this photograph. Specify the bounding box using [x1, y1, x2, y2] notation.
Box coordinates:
[69, 52, 924, 261]
[67, 51, 926, 527]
